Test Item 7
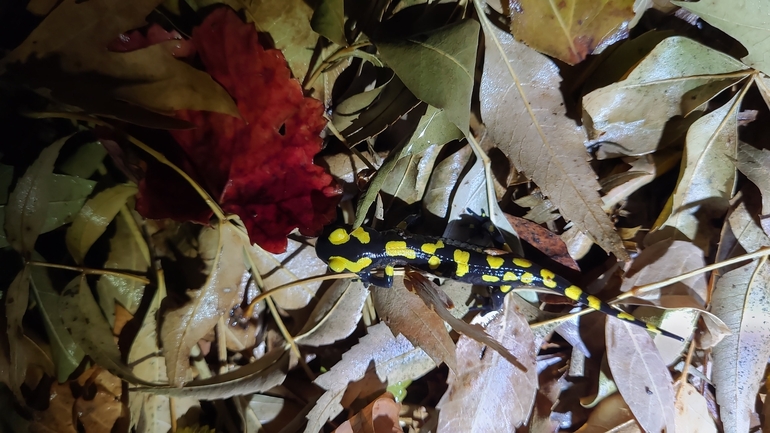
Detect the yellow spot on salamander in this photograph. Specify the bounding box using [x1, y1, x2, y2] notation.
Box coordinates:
[513, 258, 532, 268]
[540, 269, 557, 288]
[350, 227, 370, 244]
[328, 228, 350, 245]
[482, 275, 500, 283]
[646, 323, 661, 333]
[486, 256, 504, 269]
[586, 295, 602, 311]
[421, 240, 444, 255]
[328, 256, 372, 273]
[521, 272, 534, 284]
[385, 265, 394, 276]
[428, 256, 441, 269]
[564, 285, 582, 301]
[454, 250, 470, 277]
[500, 285, 512, 293]
[385, 241, 416, 259]
[617, 312, 636, 322]
[503, 272, 518, 281]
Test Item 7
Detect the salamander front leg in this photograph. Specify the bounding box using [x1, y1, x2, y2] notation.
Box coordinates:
[358, 265, 396, 288]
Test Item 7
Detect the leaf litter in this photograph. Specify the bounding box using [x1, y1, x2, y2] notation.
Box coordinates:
[4, 0, 770, 431]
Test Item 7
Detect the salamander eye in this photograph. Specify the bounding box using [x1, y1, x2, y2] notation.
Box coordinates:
[328, 228, 350, 245]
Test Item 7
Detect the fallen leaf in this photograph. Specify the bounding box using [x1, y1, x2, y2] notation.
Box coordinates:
[295, 280, 370, 347]
[511, 0, 635, 65]
[311, 0, 347, 46]
[674, 383, 717, 433]
[582, 37, 748, 156]
[673, 0, 770, 75]
[1, 0, 238, 126]
[711, 261, 770, 433]
[376, 19, 479, 134]
[6, 267, 31, 402]
[575, 393, 642, 433]
[735, 142, 770, 215]
[478, 8, 628, 259]
[4, 136, 69, 256]
[606, 319, 676, 433]
[160, 223, 247, 386]
[436, 296, 538, 431]
[66, 183, 138, 264]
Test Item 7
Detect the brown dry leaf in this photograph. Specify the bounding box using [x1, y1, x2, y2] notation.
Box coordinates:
[650, 91, 740, 249]
[605, 319, 677, 433]
[304, 323, 436, 433]
[30, 381, 77, 433]
[436, 296, 538, 431]
[477, 3, 628, 260]
[75, 368, 123, 433]
[161, 223, 247, 386]
[674, 383, 717, 433]
[247, 237, 327, 310]
[1, 0, 238, 127]
[422, 144, 473, 219]
[729, 197, 770, 253]
[4, 135, 68, 257]
[295, 279, 369, 347]
[711, 260, 770, 433]
[511, 0, 635, 65]
[735, 142, 770, 215]
[620, 239, 708, 306]
[334, 394, 402, 433]
[505, 213, 579, 271]
[575, 393, 642, 433]
[372, 279, 457, 372]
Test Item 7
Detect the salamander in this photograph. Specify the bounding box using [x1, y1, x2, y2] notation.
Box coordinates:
[315, 225, 684, 341]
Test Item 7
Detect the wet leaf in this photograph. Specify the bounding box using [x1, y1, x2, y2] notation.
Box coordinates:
[66, 183, 138, 264]
[4, 136, 68, 256]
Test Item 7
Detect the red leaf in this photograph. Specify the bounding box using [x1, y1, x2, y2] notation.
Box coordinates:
[108, 24, 196, 58]
[136, 8, 340, 253]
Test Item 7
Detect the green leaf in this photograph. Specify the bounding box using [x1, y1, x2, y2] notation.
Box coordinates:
[354, 105, 462, 227]
[41, 174, 97, 233]
[59, 141, 107, 178]
[4, 135, 69, 256]
[29, 258, 85, 382]
[311, 0, 347, 46]
[66, 183, 138, 264]
[376, 20, 479, 134]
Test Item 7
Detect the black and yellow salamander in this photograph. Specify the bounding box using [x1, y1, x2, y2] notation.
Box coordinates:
[315, 225, 684, 341]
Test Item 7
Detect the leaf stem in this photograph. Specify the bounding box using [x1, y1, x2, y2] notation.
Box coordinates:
[26, 261, 150, 284]
[303, 41, 372, 91]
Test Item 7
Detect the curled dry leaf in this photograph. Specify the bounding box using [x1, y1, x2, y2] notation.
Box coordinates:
[304, 323, 436, 433]
[711, 261, 770, 433]
[606, 319, 676, 433]
[575, 393, 642, 433]
[372, 279, 457, 372]
[160, 223, 247, 386]
[436, 296, 538, 431]
[478, 8, 628, 260]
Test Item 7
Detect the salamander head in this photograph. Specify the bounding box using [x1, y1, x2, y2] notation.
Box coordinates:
[315, 225, 382, 272]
